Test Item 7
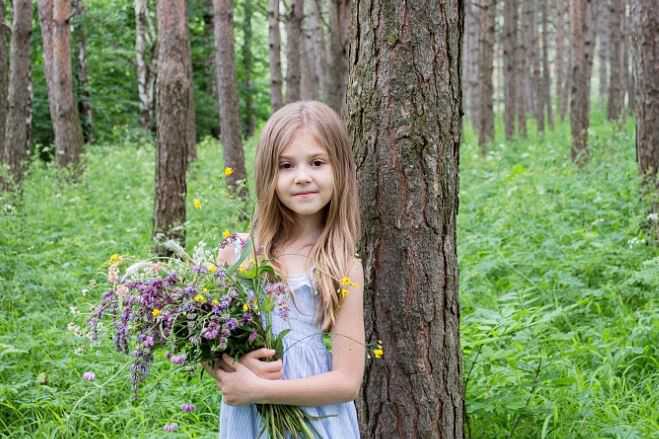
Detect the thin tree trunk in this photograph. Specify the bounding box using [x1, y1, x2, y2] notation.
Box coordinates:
[214, 0, 248, 205]
[2, 0, 31, 186]
[0, 0, 9, 165]
[284, 0, 303, 103]
[597, 0, 610, 101]
[556, 0, 569, 120]
[185, 17, 196, 164]
[153, 0, 192, 255]
[73, 0, 93, 143]
[529, 0, 545, 134]
[52, 0, 85, 169]
[203, 0, 220, 138]
[624, 0, 636, 112]
[268, 0, 283, 111]
[479, 0, 496, 151]
[541, 0, 553, 129]
[300, 8, 318, 101]
[607, 0, 624, 120]
[517, 0, 530, 137]
[135, 0, 155, 131]
[347, 1, 464, 437]
[310, 0, 328, 102]
[633, 0, 659, 238]
[240, 0, 256, 137]
[464, 1, 480, 130]
[37, 0, 57, 126]
[503, 0, 517, 139]
[570, 0, 593, 165]
[327, 0, 349, 114]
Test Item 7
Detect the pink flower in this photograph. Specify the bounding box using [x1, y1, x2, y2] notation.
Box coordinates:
[180, 403, 196, 412]
[163, 422, 178, 432]
[82, 371, 96, 381]
[170, 353, 186, 365]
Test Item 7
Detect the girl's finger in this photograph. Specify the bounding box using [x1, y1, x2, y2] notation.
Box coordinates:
[264, 360, 282, 372]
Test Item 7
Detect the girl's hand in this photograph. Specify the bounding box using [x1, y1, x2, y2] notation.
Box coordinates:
[207, 354, 267, 406]
[239, 348, 283, 380]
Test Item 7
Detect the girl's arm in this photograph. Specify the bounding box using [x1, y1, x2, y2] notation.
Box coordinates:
[256, 257, 366, 406]
[213, 257, 366, 406]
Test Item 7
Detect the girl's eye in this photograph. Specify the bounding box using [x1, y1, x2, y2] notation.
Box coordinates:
[312, 160, 324, 167]
[279, 163, 291, 169]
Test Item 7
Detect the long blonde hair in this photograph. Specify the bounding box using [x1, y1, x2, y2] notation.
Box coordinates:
[248, 101, 361, 331]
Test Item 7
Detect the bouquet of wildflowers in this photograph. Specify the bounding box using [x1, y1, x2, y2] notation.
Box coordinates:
[88, 233, 321, 439]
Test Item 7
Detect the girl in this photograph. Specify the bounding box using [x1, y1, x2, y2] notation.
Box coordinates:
[207, 101, 365, 438]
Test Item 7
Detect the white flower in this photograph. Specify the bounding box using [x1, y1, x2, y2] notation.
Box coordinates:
[647, 213, 658, 223]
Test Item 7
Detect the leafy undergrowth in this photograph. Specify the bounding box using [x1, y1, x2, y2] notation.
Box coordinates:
[0, 109, 657, 438]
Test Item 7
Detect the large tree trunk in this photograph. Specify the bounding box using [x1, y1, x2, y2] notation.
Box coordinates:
[607, 0, 624, 120]
[214, 0, 248, 204]
[73, 0, 93, 144]
[570, 0, 593, 165]
[327, 0, 349, 114]
[0, 0, 9, 164]
[240, 0, 256, 137]
[347, 1, 464, 437]
[135, 0, 156, 132]
[503, 0, 517, 139]
[300, 4, 318, 101]
[284, 0, 303, 103]
[634, 0, 659, 231]
[478, 0, 496, 151]
[267, 0, 284, 111]
[153, 0, 192, 255]
[2, 0, 31, 186]
[37, 0, 56, 129]
[52, 0, 85, 169]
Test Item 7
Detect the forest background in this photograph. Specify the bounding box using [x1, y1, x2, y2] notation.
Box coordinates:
[0, 0, 658, 438]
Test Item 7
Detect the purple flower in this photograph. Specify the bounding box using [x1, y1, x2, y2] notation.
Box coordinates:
[82, 371, 96, 381]
[163, 423, 178, 432]
[180, 403, 196, 413]
[191, 264, 208, 274]
[143, 335, 154, 348]
[248, 331, 257, 343]
[184, 285, 197, 296]
[170, 353, 186, 365]
[225, 318, 238, 331]
[202, 322, 220, 340]
[241, 312, 253, 323]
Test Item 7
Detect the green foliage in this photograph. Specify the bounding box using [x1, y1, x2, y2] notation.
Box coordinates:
[461, 108, 658, 438]
[0, 107, 657, 437]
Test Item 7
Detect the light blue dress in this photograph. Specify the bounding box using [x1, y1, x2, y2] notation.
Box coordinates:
[219, 250, 360, 438]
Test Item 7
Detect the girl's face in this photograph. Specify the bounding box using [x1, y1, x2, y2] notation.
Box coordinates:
[275, 129, 334, 221]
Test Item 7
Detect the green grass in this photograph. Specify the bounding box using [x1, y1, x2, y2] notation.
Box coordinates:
[0, 108, 657, 438]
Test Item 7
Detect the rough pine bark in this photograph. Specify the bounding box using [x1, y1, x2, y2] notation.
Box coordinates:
[479, 0, 496, 151]
[214, 0, 248, 204]
[503, 0, 517, 139]
[346, 1, 464, 437]
[327, 0, 350, 114]
[607, 0, 624, 120]
[268, 0, 284, 111]
[73, 0, 93, 143]
[284, 0, 303, 103]
[2, 0, 31, 185]
[0, 0, 8, 164]
[570, 0, 593, 165]
[634, 0, 659, 198]
[240, 0, 256, 137]
[153, 0, 192, 254]
[52, 0, 85, 169]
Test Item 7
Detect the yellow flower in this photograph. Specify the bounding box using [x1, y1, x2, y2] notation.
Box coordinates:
[372, 347, 384, 359]
[340, 276, 356, 287]
[211, 299, 220, 306]
[242, 303, 250, 312]
[193, 294, 206, 303]
[223, 230, 232, 239]
[338, 288, 350, 299]
[109, 254, 123, 265]
[224, 167, 234, 177]
[207, 264, 217, 273]
[151, 308, 161, 318]
[193, 198, 202, 209]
